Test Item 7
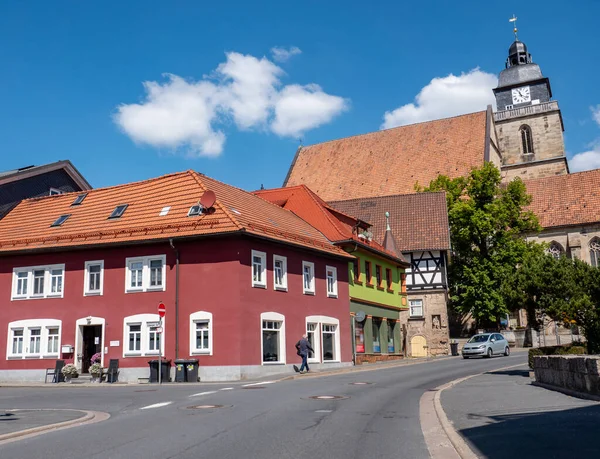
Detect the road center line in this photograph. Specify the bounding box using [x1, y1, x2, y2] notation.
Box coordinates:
[140, 402, 172, 410]
[219, 387, 234, 391]
[190, 391, 217, 397]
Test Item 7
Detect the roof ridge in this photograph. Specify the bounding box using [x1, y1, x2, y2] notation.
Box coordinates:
[301, 110, 486, 149]
[189, 171, 243, 231]
[299, 186, 352, 241]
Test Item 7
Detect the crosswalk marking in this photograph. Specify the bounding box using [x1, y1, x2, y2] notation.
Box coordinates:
[140, 402, 172, 410]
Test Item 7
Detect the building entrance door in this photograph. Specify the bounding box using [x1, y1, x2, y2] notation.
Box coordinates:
[411, 335, 428, 357]
[81, 325, 102, 373]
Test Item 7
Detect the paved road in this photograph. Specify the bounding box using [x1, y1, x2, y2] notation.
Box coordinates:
[0, 354, 525, 459]
[442, 364, 600, 459]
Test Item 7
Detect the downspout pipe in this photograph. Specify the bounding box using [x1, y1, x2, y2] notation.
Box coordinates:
[169, 238, 180, 360]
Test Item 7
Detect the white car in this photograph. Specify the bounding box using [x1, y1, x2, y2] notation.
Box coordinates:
[461, 333, 510, 359]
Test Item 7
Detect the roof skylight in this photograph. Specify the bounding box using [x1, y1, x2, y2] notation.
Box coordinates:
[51, 214, 71, 227]
[188, 205, 202, 217]
[71, 193, 87, 206]
[108, 204, 128, 219]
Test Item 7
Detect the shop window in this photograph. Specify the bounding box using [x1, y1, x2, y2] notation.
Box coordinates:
[355, 320, 365, 353]
[372, 319, 381, 353]
[306, 315, 341, 362]
[322, 324, 337, 361]
[261, 312, 285, 364]
[306, 323, 318, 359]
[387, 321, 395, 353]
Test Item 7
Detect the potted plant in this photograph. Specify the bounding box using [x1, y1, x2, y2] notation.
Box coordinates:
[90, 352, 102, 365]
[89, 363, 103, 383]
[61, 364, 79, 383]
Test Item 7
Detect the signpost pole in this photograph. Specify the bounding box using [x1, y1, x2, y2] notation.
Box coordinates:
[158, 318, 162, 385]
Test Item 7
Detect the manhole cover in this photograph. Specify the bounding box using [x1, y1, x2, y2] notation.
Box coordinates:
[187, 404, 228, 410]
[350, 382, 372, 385]
[308, 395, 348, 400]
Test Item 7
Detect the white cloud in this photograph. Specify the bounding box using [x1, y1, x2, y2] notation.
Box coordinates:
[272, 84, 349, 137]
[592, 105, 600, 126]
[381, 68, 498, 129]
[270, 46, 302, 62]
[569, 149, 600, 172]
[115, 51, 346, 157]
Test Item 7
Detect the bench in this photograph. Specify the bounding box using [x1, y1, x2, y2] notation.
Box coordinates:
[44, 360, 65, 384]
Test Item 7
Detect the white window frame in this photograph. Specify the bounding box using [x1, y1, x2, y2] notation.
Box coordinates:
[84, 260, 104, 296]
[302, 261, 315, 295]
[49, 187, 64, 195]
[409, 299, 424, 318]
[326, 265, 338, 298]
[252, 250, 267, 288]
[124, 255, 166, 293]
[260, 312, 285, 365]
[11, 265, 65, 300]
[273, 255, 288, 291]
[190, 311, 213, 355]
[306, 322, 320, 364]
[6, 319, 62, 359]
[122, 314, 165, 357]
[305, 315, 341, 363]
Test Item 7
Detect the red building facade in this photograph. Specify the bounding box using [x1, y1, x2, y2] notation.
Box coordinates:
[0, 171, 352, 382]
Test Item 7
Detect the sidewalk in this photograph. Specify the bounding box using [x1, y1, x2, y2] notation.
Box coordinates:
[440, 364, 600, 459]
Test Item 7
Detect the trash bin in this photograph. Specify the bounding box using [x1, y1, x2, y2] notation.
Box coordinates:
[174, 359, 199, 382]
[148, 359, 171, 383]
[174, 359, 187, 383]
[184, 359, 199, 382]
[450, 342, 459, 356]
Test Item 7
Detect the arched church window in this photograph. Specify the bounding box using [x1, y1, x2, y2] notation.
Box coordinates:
[520, 125, 534, 154]
[590, 238, 600, 267]
[546, 242, 564, 259]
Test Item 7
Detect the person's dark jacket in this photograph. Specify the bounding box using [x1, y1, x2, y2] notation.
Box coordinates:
[296, 338, 314, 357]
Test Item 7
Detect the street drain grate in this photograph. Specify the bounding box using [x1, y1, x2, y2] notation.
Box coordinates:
[187, 404, 229, 410]
[308, 395, 348, 400]
[350, 382, 373, 385]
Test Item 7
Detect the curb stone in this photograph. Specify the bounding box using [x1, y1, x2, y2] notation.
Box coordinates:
[0, 409, 110, 445]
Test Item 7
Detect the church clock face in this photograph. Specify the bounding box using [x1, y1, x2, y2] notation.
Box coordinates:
[511, 86, 531, 104]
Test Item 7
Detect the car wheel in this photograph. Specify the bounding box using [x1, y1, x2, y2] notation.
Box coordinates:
[504, 346, 510, 356]
[462, 356, 469, 359]
[486, 348, 493, 358]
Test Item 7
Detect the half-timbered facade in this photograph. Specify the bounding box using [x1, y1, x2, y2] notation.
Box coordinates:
[330, 192, 451, 356]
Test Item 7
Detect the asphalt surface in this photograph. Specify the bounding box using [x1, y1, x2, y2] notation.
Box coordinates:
[0, 409, 86, 435]
[442, 364, 600, 459]
[0, 353, 526, 459]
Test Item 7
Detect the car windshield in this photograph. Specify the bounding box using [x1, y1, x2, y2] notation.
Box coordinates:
[468, 334, 490, 343]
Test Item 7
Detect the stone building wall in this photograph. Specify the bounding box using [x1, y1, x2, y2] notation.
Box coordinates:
[496, 110, 565, 165]
[527, 224, 600, 264]
[401, 290, 449, 356]
[501, 158, 568, 182]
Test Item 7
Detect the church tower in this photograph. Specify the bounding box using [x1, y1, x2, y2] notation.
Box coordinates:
[493, 25, 569, 181]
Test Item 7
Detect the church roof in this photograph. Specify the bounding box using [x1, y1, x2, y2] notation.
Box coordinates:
[329, 192, 450, 252]
[284, 111, 488, 202]
[525, 169, 600, 228]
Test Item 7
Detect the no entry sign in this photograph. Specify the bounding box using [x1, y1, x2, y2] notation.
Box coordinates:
[158, 302, 166, 318]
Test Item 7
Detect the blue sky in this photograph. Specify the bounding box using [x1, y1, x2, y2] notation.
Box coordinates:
[1, 1, 599, 190]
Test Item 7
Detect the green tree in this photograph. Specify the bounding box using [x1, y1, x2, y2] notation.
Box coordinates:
[423, 162, 540, 328]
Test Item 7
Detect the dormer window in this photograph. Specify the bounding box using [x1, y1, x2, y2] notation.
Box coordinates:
[109, 204, 128, 219]
[51, 215, 70, 227]
[49, 188, 64, 196]
[71, 194, 87, 206]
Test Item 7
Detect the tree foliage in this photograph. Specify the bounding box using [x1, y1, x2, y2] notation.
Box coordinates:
[422, 162, 540, 326]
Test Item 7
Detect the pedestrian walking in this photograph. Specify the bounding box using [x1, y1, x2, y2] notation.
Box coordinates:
[293, 334, 314, 374]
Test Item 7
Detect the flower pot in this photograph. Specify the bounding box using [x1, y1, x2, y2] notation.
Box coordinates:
[64, 376, 72, 384]
[91, 374, 101, 383]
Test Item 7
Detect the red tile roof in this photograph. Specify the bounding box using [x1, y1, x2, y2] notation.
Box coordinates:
[254, 185, 408, 264]
[329, 192, 450, 252]
[284, 111, 487, 201]
[525, 169, 600, 229]
[0, 171, 351, 258]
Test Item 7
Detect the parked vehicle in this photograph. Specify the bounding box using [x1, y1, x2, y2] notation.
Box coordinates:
[461, 333, 510, 359]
